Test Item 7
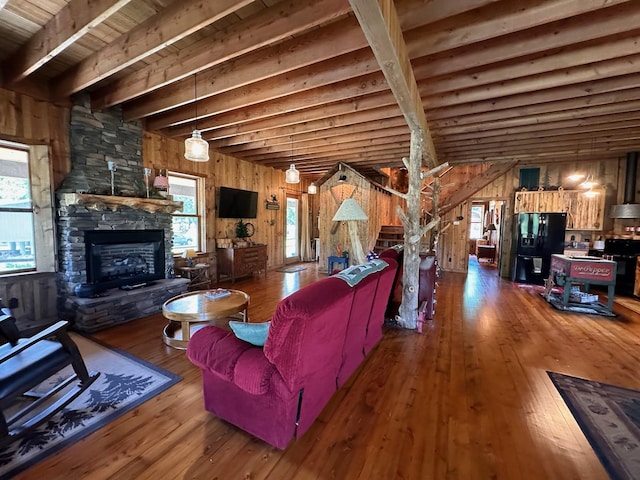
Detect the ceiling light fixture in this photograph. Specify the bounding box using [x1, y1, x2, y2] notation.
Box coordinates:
[308, 182, 317, 194]
[184, 74, 209, 162]
[285, 136, 300, 183]
[579, 175, 597, 189]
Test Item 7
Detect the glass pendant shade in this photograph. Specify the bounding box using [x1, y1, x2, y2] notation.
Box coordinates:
[184, 130, 209, 162]
[286, 164, 300, 183]
[308, 182, 317, 194]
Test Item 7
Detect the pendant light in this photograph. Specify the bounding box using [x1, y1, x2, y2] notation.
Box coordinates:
[285, 135, 300, 183]
[184, 74, 209, 162]
[308, 182, 317, 194]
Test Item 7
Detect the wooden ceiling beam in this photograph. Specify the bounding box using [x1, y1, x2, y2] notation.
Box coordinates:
[405, 0, 628, 59]
[434, 111, 640, 142]
[415, 33, 640, 98]
[434, 100, 640, 136]
[196, 93, 401, 142]
[243, 134, 411, 162]
[215, 111, 406, 150]
[2, 0, 132, 86]
[409, 2, 640, 78]
[122, 0, 498, 121]
[421, 61, 640, 116]
[99, 0, 354, 113]
[221, 118, 409, 154]
[144, 47, 381, 130]
[51, 0, 255, 99]
[429, 90, 640, 131]
[156, 72, 391, 134]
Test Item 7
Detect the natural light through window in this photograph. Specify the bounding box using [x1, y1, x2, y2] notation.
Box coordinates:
[169, 173, 202, 254]
[0, 146, 35, 273]
[470, 205, 484, 240]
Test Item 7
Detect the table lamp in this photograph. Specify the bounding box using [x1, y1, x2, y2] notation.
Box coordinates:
[487, 223, 497, 245]
[332, 198, 368, 265]
[183, 248, 198, 267]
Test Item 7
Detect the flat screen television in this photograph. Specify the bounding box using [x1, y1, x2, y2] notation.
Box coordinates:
[218, 186, 258, 218]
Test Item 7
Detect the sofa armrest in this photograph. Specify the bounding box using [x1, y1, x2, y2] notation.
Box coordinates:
[187, 326, 276, 395]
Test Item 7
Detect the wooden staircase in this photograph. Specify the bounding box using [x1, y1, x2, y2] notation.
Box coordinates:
[374, 225, 404, 253]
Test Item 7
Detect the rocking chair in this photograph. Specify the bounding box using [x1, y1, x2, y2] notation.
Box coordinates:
[0, 299, 99, 446]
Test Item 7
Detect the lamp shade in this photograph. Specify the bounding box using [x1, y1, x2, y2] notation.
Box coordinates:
[184, 130, 209, 162]
[487, 223, 497, 231]
[332, 198, 368, 221]
[153, 174, 169, 190]
[308, 182, 317, 194]
[183, 248, 198, 259]
[285, 164, 300, 183]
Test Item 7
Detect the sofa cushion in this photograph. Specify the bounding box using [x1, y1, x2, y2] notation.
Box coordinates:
[229, 321, 271, 346]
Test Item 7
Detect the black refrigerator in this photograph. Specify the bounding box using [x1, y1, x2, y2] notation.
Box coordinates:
[512, 212, 566, 285]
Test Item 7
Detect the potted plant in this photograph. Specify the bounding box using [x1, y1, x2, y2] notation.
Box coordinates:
[235, 220, 254, 247]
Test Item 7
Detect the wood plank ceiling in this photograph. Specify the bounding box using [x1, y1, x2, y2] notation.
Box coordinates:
[1, 0, 640, 179]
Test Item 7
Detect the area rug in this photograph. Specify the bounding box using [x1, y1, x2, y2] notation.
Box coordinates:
[0, 334, 181, 480]
[276, 265, 307, 273]
[548, 371, 640, 480]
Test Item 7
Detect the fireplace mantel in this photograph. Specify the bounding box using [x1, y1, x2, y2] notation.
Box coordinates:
[60, 193, 183, 214]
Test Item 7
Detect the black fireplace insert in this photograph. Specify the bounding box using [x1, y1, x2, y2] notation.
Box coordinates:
[84, 229, 165, 290]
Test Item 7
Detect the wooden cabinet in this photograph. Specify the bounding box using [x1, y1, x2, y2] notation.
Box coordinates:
[216, 244, 268, 283]
[514, 189, 605, 230]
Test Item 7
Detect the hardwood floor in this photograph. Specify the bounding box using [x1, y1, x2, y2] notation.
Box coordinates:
[17, 259, 640, 479]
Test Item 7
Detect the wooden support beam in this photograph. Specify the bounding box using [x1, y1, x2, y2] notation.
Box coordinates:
[349, 0, 436, 168]
[51, 0, 254, 99]
[2, 0, 132, 86]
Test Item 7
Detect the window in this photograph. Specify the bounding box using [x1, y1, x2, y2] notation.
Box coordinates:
[0, 142, 55, 275]
[469, 205, 484, 240]
[168, 172, 204, 253]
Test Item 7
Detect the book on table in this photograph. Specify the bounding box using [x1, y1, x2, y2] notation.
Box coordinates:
[205, 289, 231, 300]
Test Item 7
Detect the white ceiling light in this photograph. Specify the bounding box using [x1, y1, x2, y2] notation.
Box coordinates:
[285, 136, 299, 183]
[184, 74, 209, 162]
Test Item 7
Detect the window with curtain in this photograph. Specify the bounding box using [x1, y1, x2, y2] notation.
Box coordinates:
[168, 172, 204, 253]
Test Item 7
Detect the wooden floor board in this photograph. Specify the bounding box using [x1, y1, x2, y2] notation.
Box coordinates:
[13, 259, 640, 479]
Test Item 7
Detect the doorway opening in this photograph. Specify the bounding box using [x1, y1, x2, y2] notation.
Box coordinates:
[468, 199, 504, 273]
[285, 194, 300, 264]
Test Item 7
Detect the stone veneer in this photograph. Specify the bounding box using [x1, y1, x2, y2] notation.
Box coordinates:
[57, 95, 187, 331]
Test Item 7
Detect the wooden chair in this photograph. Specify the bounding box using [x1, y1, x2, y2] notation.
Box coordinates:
[0, 299, 99, 446]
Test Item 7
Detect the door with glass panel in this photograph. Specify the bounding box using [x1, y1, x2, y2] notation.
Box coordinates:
[285, 194, 300, 264]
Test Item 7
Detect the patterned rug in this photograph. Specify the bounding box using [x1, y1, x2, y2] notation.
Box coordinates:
[549, 372, 640, 480]
[276, 265, 307, 273]
[0, 334, 180, 479]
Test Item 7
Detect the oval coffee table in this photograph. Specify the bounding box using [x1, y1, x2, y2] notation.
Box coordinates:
[162, 289, 249, 349]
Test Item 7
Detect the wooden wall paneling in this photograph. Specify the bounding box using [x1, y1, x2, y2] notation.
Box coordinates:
[437, 201, 469, 273]
[0, 273, 58, 331]
[143, 131, 298, 272]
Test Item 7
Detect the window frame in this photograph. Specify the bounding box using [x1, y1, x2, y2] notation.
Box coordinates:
[469, 204, 485, 240]
[168, 171, 206, 254]
[0, 141, 56, 276]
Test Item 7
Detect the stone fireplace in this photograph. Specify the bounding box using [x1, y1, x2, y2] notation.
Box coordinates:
[56, 95, 188, 332]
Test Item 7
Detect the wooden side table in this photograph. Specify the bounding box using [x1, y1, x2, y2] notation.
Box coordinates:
[175, 264, 210, 291]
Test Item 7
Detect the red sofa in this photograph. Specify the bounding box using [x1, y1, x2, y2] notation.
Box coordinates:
[186, 256, 398, 449]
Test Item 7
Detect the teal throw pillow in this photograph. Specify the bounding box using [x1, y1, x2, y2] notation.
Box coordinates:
[229, 321, 271, 346]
